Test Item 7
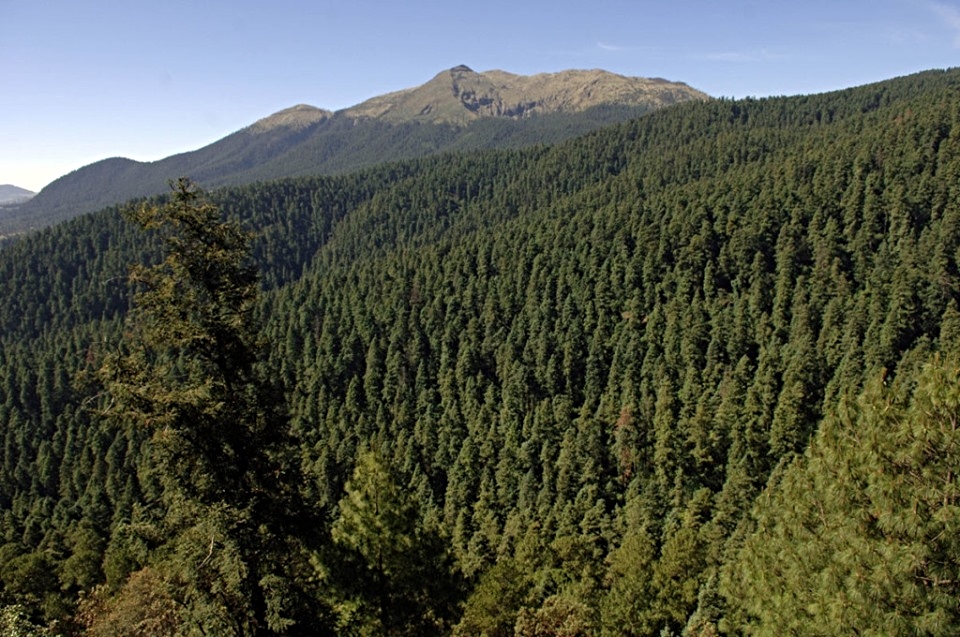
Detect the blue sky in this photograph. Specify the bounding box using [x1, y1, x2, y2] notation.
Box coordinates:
[3, 0, 959, 192]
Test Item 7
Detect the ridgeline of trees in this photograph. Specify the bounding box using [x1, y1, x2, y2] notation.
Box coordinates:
[1, 67, 960, 634]
[3, 103, 655, 238]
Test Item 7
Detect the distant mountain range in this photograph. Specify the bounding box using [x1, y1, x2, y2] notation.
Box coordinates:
[0, 185, 35, 206]
[2, 66, 706, 236]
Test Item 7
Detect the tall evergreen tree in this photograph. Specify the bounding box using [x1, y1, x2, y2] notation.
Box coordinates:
[95, 179, 330, 635]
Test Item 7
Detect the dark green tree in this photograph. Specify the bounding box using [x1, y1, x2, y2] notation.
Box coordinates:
[330, 449, 464, 636]
[724, 352, 960, 635]
[96, 179, 329, 635]
[599, 516, 658, 637]
[454, 558, 531, 637]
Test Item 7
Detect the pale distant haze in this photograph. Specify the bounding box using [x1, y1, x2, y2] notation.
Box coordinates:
[3, 0, 960, 192]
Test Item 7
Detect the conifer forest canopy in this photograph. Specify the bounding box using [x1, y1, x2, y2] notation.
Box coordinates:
[2, 68, 960, 635]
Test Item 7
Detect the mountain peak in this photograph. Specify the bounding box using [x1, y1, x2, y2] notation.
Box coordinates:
[247, 104, 333, 133]
[0, 184, 35, 206]
[5, 66, 709, 235]
[342, 67, 707, 125]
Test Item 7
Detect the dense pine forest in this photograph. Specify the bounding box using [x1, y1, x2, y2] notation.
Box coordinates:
[2, 67, 960, 635]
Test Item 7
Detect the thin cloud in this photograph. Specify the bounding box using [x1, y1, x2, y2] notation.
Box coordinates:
[930, 1, 960, 46]
[885, 26, 931, 45]
[594, 42, 667, 58]
[700, 49, 781, 63]
[597, 42, 629, 52]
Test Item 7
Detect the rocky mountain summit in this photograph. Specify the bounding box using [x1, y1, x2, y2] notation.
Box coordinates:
[342, 65, 706, 124]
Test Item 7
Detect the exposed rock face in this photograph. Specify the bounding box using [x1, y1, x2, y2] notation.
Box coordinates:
[342, 65, 708, 125]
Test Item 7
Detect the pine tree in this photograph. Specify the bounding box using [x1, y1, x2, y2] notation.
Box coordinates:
[96, 179, 329, 635]
[330, 449, 464, 636]
[725, 352, 960, 635]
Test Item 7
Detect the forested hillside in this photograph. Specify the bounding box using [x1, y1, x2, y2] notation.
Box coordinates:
[4, 106, 651, 238]
[5, 66, 704, 238]
[2, 68, 960, 635]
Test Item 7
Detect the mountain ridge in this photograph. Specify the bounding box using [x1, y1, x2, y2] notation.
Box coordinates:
[247, 104, 334, 133]
[3, 66, 707, 237]
[341, 65, 705, 124]
[0, 184, 35, 205]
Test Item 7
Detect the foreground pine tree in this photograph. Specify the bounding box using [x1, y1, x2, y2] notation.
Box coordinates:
[92, 179, 331, 636]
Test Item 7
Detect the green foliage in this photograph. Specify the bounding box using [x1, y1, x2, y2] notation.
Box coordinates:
[1, 68, 960, 634]
[455, 558, 531, 637]
[600, 519, 659, 637]
[514, 594, 595, 637]
[93, 179, 330, 635]
[726, 352, 960, 635]
[0, 604, 54, 637]
[330, 449, 464, 636]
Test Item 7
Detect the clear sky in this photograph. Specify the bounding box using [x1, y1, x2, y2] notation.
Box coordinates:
[3, 0, 959, 192]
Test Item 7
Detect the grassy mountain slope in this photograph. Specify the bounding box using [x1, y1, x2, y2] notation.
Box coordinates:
[3, 67, 704, 238]
[345, 65, 701, 123]
[0, 68, 958, 633]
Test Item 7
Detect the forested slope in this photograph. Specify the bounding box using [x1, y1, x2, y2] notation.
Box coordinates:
[3, 103, 655, 238]
[1, 68, 960, 635]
